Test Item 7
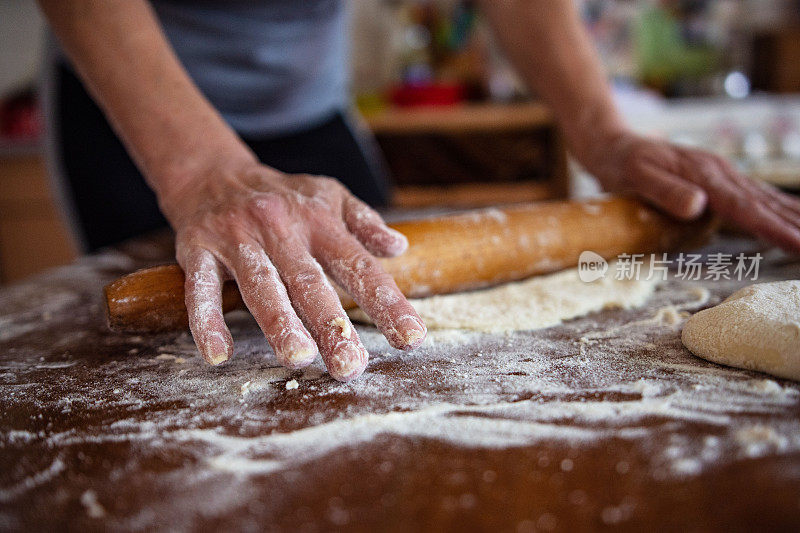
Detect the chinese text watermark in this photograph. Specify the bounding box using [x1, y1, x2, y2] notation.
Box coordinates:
[579, 251, 762, 283]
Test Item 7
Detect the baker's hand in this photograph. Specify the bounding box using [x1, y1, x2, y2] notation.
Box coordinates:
[586, 132, 800, 252]
[161, 159, 427, 381]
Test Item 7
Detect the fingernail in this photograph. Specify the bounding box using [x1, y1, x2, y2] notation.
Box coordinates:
[203, 332, 231, 366]
[278, 333, 318, 369]
[386, 229, 409, 254]
[390, 317, 427, 350]
[206, 353, 228, 365]
[327, 342, 368, 382]
[686, 191, 708, 218]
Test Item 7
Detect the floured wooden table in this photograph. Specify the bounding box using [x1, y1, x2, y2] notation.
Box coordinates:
[1, 234, 799, 532]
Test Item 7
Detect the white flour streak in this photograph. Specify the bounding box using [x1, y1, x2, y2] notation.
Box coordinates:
[2, 258, 800, 515]
[34, 361, 77, 369]
[0, 457, 65, 503]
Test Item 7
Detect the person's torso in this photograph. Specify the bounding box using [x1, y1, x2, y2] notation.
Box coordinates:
[150, 0, 348, 136]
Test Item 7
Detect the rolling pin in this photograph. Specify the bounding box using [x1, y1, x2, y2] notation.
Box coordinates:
[104, 196, 714, 332]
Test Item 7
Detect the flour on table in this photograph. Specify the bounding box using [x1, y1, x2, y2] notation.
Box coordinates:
[682, 280, 800, 381]
[349, 265, 660, 332]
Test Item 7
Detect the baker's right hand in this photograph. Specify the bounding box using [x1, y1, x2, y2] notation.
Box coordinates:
[160, 158, 427, 382]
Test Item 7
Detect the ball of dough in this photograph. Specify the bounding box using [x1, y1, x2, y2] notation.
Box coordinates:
[682, 281, 800, 381]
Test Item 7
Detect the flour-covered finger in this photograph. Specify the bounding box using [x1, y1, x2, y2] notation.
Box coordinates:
[314, 230, 426, 351]
[710, 154, 800, 215]
[743, 206, 800, 252]
[343, 196, 408, 257]
[266, 238, 368, 382]
[746, 185, 800, 230]
[227, 242, 317, 369]
[711, 188, 800, 252]
[767, 186, 800, 218]
[716, 164, 800, 241]
[715, 158, 800, 222]
[749, 179, 800, 227]
[180, 248, 233, 366]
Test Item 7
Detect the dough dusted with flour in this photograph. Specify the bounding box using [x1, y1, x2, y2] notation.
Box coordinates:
[349, 266, 660, 333]
[682, 281, 800, 381]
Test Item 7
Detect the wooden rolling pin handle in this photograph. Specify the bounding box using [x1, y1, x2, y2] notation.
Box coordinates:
[104, 197, 715, 333]
[103, 264, 245, 333]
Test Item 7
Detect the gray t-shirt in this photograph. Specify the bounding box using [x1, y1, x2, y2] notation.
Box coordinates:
[150, 0, 348, 136]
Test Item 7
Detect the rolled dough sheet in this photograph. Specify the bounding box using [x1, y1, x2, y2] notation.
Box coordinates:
[349, 266, 661, 333]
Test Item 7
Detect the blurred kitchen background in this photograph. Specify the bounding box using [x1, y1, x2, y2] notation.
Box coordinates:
[2, 0, 800, 283]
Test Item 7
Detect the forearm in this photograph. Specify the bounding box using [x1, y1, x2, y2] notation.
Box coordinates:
[478, 0, 628, 165]
[37, 0, 255, 207]
[38, 0, 428, 380]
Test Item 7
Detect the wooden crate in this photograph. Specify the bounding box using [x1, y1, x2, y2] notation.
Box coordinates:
[365, 102, 569, 208]
[752, 27, 800, 94]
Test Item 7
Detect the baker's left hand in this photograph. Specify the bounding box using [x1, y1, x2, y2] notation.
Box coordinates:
[584, 131, 800, 252]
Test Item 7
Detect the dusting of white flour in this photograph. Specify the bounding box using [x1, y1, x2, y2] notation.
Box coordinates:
[350, 265, 660, 332]
[1, 248, 800, 530]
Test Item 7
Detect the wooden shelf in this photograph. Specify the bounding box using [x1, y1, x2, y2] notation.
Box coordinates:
[392, 181, 558, 209]
[365, 102, 568, 207]
[364, 102, 553, 135]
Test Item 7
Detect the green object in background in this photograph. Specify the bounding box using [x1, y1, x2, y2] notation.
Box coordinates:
[635, 5, 719, 93]
[447, 1, 477, 51]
